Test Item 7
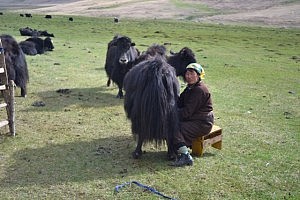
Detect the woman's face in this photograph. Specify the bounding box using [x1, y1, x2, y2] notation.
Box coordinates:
[185, 69, 199, 85]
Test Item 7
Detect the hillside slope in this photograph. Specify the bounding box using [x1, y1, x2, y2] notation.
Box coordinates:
[1, 0, 299, 27]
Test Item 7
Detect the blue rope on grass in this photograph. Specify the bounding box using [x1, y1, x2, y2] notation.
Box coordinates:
[115, 180, 177, 200]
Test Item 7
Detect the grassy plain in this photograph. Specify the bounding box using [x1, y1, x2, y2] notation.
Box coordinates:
[0, 12, 299, 199]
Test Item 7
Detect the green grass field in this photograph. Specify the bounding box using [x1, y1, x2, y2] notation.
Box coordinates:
[0, 12, 299, 199]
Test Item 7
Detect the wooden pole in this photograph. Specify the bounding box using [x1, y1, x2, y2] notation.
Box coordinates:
[0, 38, 16, 136]
[8, 80, 15, 136]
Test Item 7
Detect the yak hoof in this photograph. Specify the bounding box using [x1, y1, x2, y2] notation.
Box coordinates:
[107, 79, 111, 87]
[21, 89, 27, 97]
[132, 151, 142, 159]
[116, 94, 123, 99]
[167, 153, 177, 161]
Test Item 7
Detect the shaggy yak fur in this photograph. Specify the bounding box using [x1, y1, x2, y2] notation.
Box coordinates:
[0, 34, 29, 97]
[104, 35, 139, 98]
[124, 56, 180, 159]
[133, 43, 167, 65]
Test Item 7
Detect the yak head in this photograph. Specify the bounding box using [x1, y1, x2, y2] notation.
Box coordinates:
[167, 47, 197, 78]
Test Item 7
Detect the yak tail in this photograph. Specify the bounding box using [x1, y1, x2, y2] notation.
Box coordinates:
[13, 47, 29, 88]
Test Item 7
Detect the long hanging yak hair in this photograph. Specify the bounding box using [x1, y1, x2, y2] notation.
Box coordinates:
[124, 56, 180, 147]
[1, 34, 29, 97]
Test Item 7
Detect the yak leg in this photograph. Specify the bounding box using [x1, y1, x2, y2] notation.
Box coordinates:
[167, 139, 177, 161]
[107, 78, 111, 87]
[21, 87, 27, 98]
[116, 85, 124, 99]
[132, 136, 143, 159]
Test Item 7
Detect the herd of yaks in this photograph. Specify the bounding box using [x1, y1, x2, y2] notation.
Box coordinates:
[0, 12, 118, 98]
[1, 12, 199, 158]
[0, 13, 65, 97]
[1, 27, 55, 97]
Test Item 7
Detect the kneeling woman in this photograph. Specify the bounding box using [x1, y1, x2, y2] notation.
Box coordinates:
[171, 63, 214, 167]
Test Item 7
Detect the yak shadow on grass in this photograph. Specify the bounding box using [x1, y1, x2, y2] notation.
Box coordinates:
[28, 86, 124, 112]
[0, 135, 173, 188]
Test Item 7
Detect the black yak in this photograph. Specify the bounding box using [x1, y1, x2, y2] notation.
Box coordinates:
[136, 45, 196, 78]
[19, 27, 54, 37]
[124, 56, 180, 160]
[167, 47, 197, 78]
[25, 13, 32, 18]
[19, 27, 40, 37]
[0, 34, 29, 97]
[19, 40, 37, 55]
[20, 37, 54, 55]
[104, 35, 140, 98]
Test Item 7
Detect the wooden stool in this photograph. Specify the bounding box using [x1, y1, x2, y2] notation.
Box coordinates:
[192, 125, 222, 156]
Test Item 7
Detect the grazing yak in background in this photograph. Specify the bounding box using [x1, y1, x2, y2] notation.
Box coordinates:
[167, 47, 197, 78]
[0, 34, 29, 97]
[104, 35, 140, 98]
[124, 54, 180, 160]
[19, 27, 54, 37]
[135, 45, 196, 78]
[19, 37, 54, 55]
[25, 13, 32, 18]
[19, 27, 39, 37]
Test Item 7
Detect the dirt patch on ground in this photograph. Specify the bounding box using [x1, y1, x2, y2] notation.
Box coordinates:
[1, 0, 299, 28]
[195, 0, 300, 27]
